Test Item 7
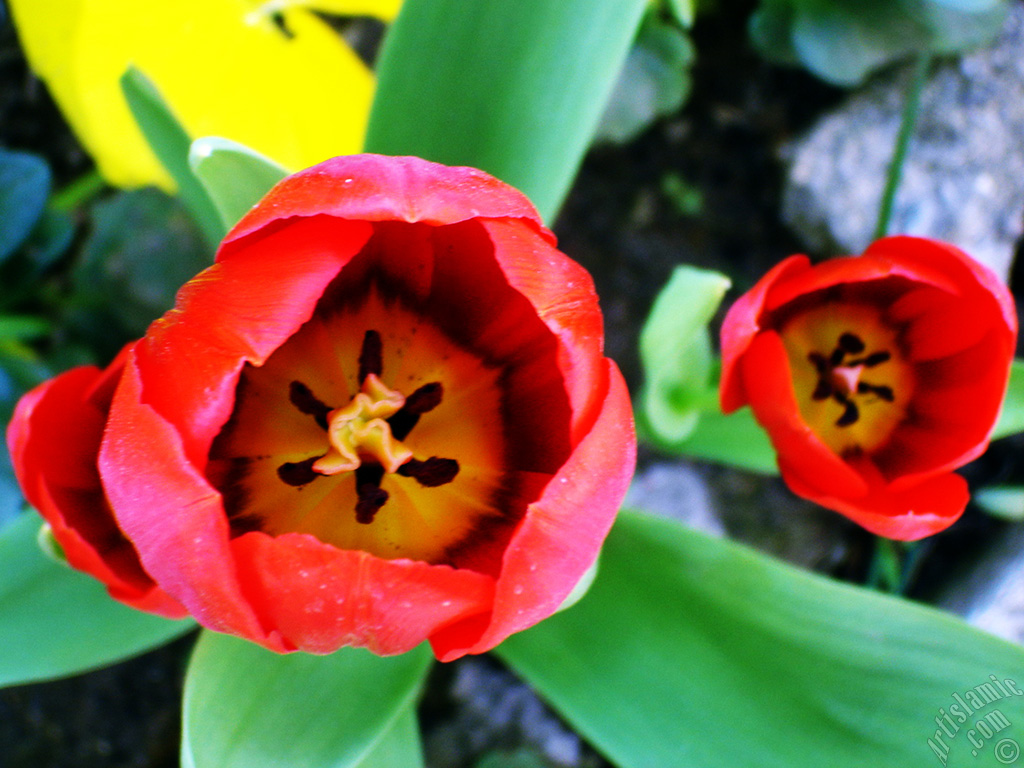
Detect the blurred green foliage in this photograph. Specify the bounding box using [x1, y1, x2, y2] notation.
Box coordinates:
[750, 0, 1009, 86]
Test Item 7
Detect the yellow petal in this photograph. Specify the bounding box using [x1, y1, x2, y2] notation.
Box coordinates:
[247, 0, 402, 22]
[9, 0, 382, 190]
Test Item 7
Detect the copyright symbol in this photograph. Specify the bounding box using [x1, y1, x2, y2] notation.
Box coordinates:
[995, 738, 1020, 764]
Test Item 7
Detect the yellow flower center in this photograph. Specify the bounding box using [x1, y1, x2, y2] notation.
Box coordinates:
[779, 303, 915, 456]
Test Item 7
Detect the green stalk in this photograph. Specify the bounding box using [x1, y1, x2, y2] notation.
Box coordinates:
[872, 53, 933, 240]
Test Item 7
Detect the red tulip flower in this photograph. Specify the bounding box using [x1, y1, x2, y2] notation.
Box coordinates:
[720, 236, 1016, 540]
[8, 155, 636, 660]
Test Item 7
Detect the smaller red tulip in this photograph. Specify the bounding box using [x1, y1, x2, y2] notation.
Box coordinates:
[720, 236, 1017, 540]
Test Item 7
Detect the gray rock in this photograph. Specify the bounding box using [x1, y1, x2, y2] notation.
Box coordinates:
[939, 524, 1024, 644]
[783, 1, 1024, 280]
[624, 461, 724, 536]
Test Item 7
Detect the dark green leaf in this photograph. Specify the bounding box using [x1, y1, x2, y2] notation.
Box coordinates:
[189, 137, 289, 233]
[992, 359, 1024, 440]
[499, 510, 1024, 768]
[595, 15, 696, 145]
[0, 511, 195, 687]
[120, 66, 224, 248]
[182, 632, 432, 768]
[71, 188, 209, 351]
[366, 0, 649, 221]
[750, 0, 1009, 86]
[0, 148, 51, 263]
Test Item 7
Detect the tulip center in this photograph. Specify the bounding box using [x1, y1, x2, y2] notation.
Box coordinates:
[779, 303, 914, 456]
[274, 330, 461, 526]
[205, 255, 571, 574]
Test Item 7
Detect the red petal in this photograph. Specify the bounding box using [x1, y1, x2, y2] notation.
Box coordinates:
[740, 332, 868, 499]
[134, 216, 372, 466]
[785, 468, 967, 541]
[100, 355, 273, 644]
[222, 155, 551, 257]
[8, 363, 186, 616]
[480, 218, 606, 445]
[720, 256, 810, 413]
[230, 532, 495, 655]
[431, 359, 636, 661]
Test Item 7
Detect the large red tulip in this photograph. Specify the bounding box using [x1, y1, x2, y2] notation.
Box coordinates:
[720, 236, 1016, 540]
[9, 155, 636, 660]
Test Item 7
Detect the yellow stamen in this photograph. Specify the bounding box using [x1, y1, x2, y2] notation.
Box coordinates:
[313, 374, 413, 475]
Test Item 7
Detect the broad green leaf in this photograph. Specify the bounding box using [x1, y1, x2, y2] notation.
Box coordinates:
[189, 137, 289, 233]
[0, 148, 50, 263]
[991, 359, 1024, 440]
[669, 403, 778, 474]
[182, 631, 432, 768]
[366, 0, 649, 221]
[974, 486, 1024, 521]
[120, 67, 225, 248]
[352, 705, 424, 768]
[750, 0, 1009, 87]
[498, 510, 1024, 768]
[639, 264, 730, 443]
[595, 14, 695, 145]
[0, 511, 195, 687]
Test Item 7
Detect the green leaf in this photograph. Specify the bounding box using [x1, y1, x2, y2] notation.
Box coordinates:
[120, 66, 225, 248]
[665, 0, 696, 27]
[665, 403, 779, 474]
[0, 511, 195, 687]
[366, 0, 649, 221]
[189, 137, 289, 233]
[991, 359, 1024, 440]
[0, 148, 51, 263]
[352, 706, 424, 768]
[639, 265, 730, 444]
[499, 510, 1024, 768]
[973, 486, 1024, 521]
[750, 0, 1009, 87]
[595, 14, 696, 145]
[182, 632, 432, 768]
[71, 188, 210, 351]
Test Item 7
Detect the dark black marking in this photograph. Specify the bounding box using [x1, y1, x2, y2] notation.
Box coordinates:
[358, 330, 383, 384]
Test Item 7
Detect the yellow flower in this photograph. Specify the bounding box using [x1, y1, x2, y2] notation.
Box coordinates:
[9, 0, 400, 190]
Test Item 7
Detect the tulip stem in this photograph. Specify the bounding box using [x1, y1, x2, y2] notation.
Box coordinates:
[873, 53, 933, 240]
[867, 537, 923, 594]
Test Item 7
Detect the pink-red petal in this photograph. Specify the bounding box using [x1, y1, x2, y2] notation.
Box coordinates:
[431, 359, 635, 662]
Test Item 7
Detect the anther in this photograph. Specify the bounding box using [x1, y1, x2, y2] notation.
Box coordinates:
[397, 457, 460, 487]
[836, 400, 859, 427]
[838, 333, 865, 354]
[289, 381, 332, 429]
[354, 464, 387, 524]
[389, 382, 443, 441]
[277, 456, 321, 486]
